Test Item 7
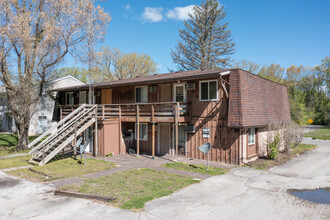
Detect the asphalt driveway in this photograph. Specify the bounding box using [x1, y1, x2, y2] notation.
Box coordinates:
[1, 138, 329, 219]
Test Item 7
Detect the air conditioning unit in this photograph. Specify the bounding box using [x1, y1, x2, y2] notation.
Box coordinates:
[185, 83, 195, 90]
[149, 86, 157, 92]
[185, 125, 196, 133]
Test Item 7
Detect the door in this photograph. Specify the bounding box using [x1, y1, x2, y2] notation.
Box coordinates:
[158, 124, 170, 155]
[102, 89, 112, 104]
[159, 83, 171, 102]
[79, 91, 87, 104]
[173, 84, 186, 102]
[84, 127, 93, 153]
[173, 125, 186, 156]
[38, 116, 47, 134]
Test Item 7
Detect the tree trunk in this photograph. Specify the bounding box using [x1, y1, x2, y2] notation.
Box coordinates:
[15, 121, 30, 151]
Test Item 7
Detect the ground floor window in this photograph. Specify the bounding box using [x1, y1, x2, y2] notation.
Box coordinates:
[135, 123, 148, 141]
[248, 128, 255, 144]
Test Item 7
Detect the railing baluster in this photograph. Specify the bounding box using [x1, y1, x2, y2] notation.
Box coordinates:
[102, 104, 105, 120]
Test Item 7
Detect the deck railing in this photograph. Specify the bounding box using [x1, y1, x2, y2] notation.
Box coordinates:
[61, 102, 189, 120]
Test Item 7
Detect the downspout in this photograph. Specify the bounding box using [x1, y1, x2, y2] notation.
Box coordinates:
[219, 73, 230, 99]
[239, 128, 242, 166]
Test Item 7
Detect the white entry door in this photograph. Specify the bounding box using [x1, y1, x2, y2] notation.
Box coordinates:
[79, 91, 87, 104]
[38, 116, 47, 134]
[173, 83, 186, 102]
[84, 127, 93, 153]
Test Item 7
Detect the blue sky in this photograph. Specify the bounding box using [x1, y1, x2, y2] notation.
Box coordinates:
[66, 0, 330, 73]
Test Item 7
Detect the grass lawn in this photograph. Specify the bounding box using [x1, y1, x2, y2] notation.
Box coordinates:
[0, 134, 40, 156]
[247, 143, 318, 170]
[61, 168, 199, 211]
[7, 157, 116, 182]
[162, 162, 228, 176]
[304, 126, 330, 140]
[0, 155, 30, 169]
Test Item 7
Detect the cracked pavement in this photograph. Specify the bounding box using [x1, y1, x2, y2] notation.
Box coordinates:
[1, 138, 329, 219]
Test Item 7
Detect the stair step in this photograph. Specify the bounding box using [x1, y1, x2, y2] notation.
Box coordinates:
[28, 159, 40, 165]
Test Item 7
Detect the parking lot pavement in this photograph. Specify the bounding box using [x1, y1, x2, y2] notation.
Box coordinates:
[0, 172, 138, 220]
[1, 138, 329, 220]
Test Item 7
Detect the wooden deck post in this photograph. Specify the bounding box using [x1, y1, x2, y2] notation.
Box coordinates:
[175, 102, 179, 158]
[102, 104, 105, 120]
[73, 122, 77, 160]
[95, 107, 98, 156]
[136, 105, 140, 157]
[60, 106, 63, 120]
[119, 105, 122, 154]
[151, 105, 155, 159]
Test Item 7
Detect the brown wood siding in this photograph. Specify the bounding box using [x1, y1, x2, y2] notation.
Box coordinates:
[112, 85, 159, 104]
[185, 119, 239, 164]
[109, 77, 240, 164]
[59, 75, 240, 164]
[101, 89, 112, 104]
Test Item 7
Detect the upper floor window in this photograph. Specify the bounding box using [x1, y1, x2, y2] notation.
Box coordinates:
[248, 128, 255, 145]
[199, 80, 218, 101]
[135, 86, 148, 103]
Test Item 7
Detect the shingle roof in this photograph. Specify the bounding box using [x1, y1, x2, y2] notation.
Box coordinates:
[228, 69, 291, 128]
[52, 68, 231, 91]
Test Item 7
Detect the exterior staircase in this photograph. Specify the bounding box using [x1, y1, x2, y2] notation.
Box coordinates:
[28, 104, 97, 166]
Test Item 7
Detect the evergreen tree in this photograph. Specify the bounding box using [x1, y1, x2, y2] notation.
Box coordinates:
[171, 0, 235, 70]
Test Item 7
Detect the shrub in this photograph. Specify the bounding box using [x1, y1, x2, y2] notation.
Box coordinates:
[283, 122, 304, 153]
[267, 134, 280, 159]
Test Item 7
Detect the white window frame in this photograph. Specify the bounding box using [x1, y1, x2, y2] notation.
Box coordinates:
[65, 92, 74, 105]
[199, 80, 218, 101]
[135, 86, 148, 103]
[173, 83, 187, 102]
[135, 123, 148, 141]
[248, 128, 255, 145]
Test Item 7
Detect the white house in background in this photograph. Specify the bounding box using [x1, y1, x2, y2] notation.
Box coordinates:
[0, 76, 85, 135]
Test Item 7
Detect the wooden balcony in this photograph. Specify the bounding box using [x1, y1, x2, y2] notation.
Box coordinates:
[60, 102, 190, 123]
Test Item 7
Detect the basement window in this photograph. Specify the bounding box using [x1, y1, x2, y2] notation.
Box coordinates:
[199, 80, 218, 101]
[135, 123, 148, 141]
[248, 128, 255, 145]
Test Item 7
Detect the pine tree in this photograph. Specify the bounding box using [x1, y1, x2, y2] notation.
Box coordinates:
[171, 0, 235, 71]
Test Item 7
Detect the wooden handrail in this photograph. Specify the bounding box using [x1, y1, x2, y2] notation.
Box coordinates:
[60, 102, 190, 120]
[28, 104, 88, 149]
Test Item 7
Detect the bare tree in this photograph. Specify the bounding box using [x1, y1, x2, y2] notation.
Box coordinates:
[96, 46, 157, 80]
[232, 60, 260, 74]
[0, 0, 110, 150]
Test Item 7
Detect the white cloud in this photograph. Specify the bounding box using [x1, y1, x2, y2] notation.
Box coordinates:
[124, 3, 132, 12]
[142, 7, 164, 22]
[166, 5, 195, 21]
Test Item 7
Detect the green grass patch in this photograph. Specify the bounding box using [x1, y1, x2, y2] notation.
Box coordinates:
[0, 155, 30, 169]
[61, 168, 199, 211]
[304, 126, 330, 140]
[0, 134, 40, 156]
[247, 143, 317, 170]
[7, 157, 116, 182]
[162, 162, 228, 176]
